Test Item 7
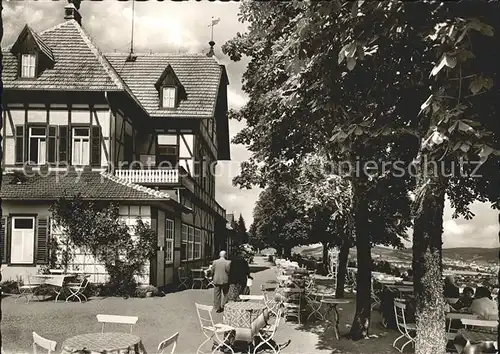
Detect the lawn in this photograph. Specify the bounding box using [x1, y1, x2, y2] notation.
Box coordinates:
[1, 257, 401, 354]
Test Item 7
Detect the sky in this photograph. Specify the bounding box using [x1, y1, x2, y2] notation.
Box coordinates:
[3, 1, 499, 249]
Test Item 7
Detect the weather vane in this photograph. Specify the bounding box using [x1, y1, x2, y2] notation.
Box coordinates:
[208, 17, 220, 42]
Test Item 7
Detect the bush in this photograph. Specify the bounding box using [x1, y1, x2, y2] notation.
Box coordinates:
[135, 285, 163, 298]
[0, 280, 19, 294]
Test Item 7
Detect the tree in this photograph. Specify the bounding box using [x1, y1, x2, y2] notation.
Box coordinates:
[251, 186, 309, 258]
[235, 214, 249, 244]
[223, 0, 416, 339]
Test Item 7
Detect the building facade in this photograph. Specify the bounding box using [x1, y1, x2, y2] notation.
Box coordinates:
[0, 1, 231, 287]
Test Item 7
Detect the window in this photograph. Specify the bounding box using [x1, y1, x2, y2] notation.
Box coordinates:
[28, 127, 47, 165]
[188, 226, 194, 260]
[21, 54, 36, 78]
[11, 217, 35, 264]
[181, 224, 188, 261]
[194, 228, 201, 259]
[72, 127, 90, 165]
[157, 145, 178, 168]
[162, 87, 176, 108]
[165, 219, 174, 263]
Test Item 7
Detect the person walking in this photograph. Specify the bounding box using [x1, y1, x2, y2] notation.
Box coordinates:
[227, 249, 252, 302]
[212, 250, 231, 313]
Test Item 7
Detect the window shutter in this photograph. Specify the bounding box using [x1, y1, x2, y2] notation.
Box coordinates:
[1, 217, 6, 264]
[48, 126, 57, 164]
[58, 126, 69, 164]
[91, 126, 101, 166]
[15, 126, 25, 163]
[36, 217, 49, 264]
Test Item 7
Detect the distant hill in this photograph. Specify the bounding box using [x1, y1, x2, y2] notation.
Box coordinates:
[297, 245, 499, 264]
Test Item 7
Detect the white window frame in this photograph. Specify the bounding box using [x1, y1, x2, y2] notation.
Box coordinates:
[21, 54, 36, 78]
[162, 87, 176, 108]
[10, 216, 36, 265]
[188, 226, 194, 260]
[165, 219, 174, 264]
[194, 228, 201, 260]
[28, 127, 47, 165]
[72, 127, 90, 166]
[181, 224, 188, 262]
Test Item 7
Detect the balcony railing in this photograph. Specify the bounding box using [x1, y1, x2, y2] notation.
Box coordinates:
[115, 168, 179, 184]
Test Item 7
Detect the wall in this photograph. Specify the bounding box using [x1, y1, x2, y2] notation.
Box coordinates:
[2, 103, 111, 169]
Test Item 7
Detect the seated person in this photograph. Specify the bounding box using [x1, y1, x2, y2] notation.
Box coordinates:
[468, 287, 498, 320]
[402, 269, 413, 282]
[443, 275, 460, 298]
[451, 286, 474, 311]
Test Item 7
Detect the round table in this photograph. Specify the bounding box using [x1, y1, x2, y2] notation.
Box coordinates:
[454, 329, 498, 354]
[321, 298, 351, 340]
[60, 332, 146, 354]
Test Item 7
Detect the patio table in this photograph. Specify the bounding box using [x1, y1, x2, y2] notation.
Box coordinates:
[29, 274, 78, 302]
[60, 332, 147, 354]
[321, 298, 351, 340]
[454, 329, 498, 354]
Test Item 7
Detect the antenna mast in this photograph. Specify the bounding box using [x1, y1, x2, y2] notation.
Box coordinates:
[130, 0, 135, 55]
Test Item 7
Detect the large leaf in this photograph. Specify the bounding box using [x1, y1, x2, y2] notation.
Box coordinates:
[347, 57, 356, 71]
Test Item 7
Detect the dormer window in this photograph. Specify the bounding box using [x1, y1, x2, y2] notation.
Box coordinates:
[21, 54, 36, 78]
[155, 64, 186, 109]
[11, 25, 55, 79]
[162, 87, 177, 108]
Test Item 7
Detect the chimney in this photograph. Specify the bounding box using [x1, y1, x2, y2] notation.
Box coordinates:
[64, 0, 82, 25]
[206, 41, 215, 57]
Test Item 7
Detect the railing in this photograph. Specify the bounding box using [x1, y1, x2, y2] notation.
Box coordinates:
[115, 168, 179, 184]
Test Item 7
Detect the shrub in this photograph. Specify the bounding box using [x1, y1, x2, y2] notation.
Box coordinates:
[0, 280, 19, 294]
[134, 285, 163, 298]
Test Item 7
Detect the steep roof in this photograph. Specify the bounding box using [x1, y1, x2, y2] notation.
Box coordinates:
[10, 25, 55, 62]
[3, 20, 124, 91]
[105, 53, 224, 118]
[0, 170, 174, 201]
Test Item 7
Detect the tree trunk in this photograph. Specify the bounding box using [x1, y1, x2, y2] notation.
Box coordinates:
[322, 240, 329, 271]
[349, 177, 372, 340]
[336, 240, 350, 298]
[283, 246, 292, 259]
[412, 168, 448, 354]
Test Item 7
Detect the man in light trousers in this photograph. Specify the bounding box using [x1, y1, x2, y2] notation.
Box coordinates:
[212, 250, 231, 313]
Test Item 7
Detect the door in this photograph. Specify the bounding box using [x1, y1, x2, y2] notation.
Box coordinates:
[10, 217, 35, 264]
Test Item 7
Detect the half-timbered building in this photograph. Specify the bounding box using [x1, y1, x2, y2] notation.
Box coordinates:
[0, 1, 232, 287]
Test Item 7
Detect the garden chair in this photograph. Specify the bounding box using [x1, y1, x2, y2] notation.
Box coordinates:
[204, 268, 214, 288]
[280, 287, 304, 324]
[194, 303, 235, 354]
[66, 276, 90, 303]
[393, 301, 416, 352]
[32, 332, 57, 354]
[157, 332, 179, 354]
[252, 306, 285, 354]
[16, 274, 41, 303]
[96, 314, 138, 333]
[192, 270, 206, 290]
[370, 281, 381, 311]
[177, 267, 190, 290]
